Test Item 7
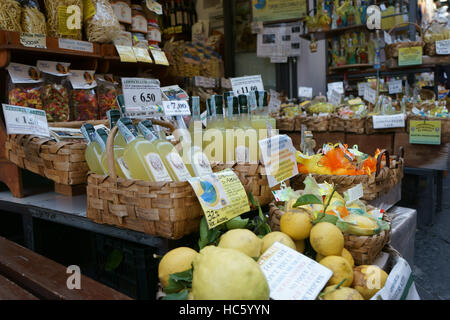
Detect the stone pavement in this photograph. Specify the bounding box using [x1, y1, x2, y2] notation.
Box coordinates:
[413, 172, 450, 300]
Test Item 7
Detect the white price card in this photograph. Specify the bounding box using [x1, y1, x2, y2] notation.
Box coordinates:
[150, 48, 169, 65]
[364, 87, 377, 104]
[163, 100, 191, 116]
[358, 82, 367, 96]
[58, 38, 94, 53]
[298, 87, 313, 98]
[121, 78, 162, 110]
[329, 89, 342, 106]
[327, 81, 344, 94]
[257, 242, 332, 300]
[2, 104, 50, 137]
[20, 33, 46, 49]
[259, 135, 298, 188]
[372, 114, 405, 129]
[344, 183, 364, 203]
[436, 39, 450, 55]
[230, 75, 264, 96]
[388, 80, 403, 94]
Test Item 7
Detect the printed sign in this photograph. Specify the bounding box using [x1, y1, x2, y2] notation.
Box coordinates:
[121, 78, 162, 118]
[115, 45, 137, 63]
[2, 104, 50, 137]
[409, 120, 441, 145]
[329, 89, 342, 106]
[388, 80, 403, 94]
[398, 46, 423, 67]
[259, 135, 299, 188]
[358, 82, 367, 96]
[230, 75, 264, 96]
[364, 87, 377, 104]
[372, 114, 405, 129]
[58, 38, 94, 53]
[132, 47, 153, 63]
[257, 242, 333, 300]
[150, 48, 169, 65]
[327, 81, 344, 94]
[188, 169, 250, 229]
[252, 0, 307, 22]
[163, 100, 191, 116]
[20, 33, 46, 49]
[298, 87, 313, 99]
[436, 39, 450, 55]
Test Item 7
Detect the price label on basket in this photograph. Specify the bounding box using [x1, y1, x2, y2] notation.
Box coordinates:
[436, 39, 450, 55]
[187, 169, 250, 229]
[2, 104, 50, 137]
[20, 33, 47, 49]
[372, 114, 405, 129]
[230, 75, 264, 96]
[298, 87, 313, 99]
[388, 80, 403, 94]
[162, 100, 191, 116]
[259, 135, 298, 188]
[358, 82, 368, 96]
[327, 81, 344, 94]
[132, 47, 153, 63]
[121, 78, 162, 114]
[409, 120, 441, 145]
[364, 87, 377, 104]
[115, 45, 137, 63]
[329, 89, 342, 106]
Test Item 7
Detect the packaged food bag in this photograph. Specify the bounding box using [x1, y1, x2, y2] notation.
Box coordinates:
[68, 70, 98, 121]
[84, 0, 121, 43]
[96, 74, 119, 119]
[44, 0, 83, 40]
[6, 63, 44, 110]
[0, 0, 22, 32]
[21, 0, 47, 35]
[37, 60, 71, 122]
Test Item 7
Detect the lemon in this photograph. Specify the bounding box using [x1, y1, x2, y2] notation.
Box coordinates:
[158, 247, 198, 288]
[352, 265, 389, 299]
[319, 255, 354, 287]
[218, 229, 262, 258]
[192, 246, 269, 300]
[310, 222, 344, 256]
[322, 286, 364, 300]
[280, 209, 312, 240]
[261, 231, 296, 254]
[294, 239, 305, 253]
[316, 248, 354, 268]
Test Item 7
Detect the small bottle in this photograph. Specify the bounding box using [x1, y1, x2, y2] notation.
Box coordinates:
[81, 124, 106, 175]
[236, 95, 258, 164]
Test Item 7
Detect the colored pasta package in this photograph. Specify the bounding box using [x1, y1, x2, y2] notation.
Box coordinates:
[6, 62, 43, 110]
[68, 70, 98, 121]
[21, 0, 47, 35]
[96, 74, 119, 119]
[44, 0, 83, 40]
[37, 60, 71, 122]
[84, 0, 121, 43]
[0, 0, 22, 32]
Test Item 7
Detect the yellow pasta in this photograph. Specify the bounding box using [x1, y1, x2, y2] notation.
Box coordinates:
[85, 0, 121, 43]
[44, 0, 83, 40]
[0, 0, 22, 32]
[22, 6, 47, 35]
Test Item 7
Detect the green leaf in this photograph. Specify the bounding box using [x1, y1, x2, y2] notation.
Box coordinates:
[170, 268, 193, 283]
[336, 220, 349, 232]
[318, 214, 338, 225]
[198, 217, 222, 249]
[164, 268, 193, 294]
[162, 289, 189, 300]
[105, 249, 123, 272]
[226, 216, 249, 230]
[199, 217, 208, 241]
[293, 194, 323, 208]
[249, 192, 272, 237]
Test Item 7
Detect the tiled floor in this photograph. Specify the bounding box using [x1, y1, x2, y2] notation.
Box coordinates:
[413, 172, 450, 300]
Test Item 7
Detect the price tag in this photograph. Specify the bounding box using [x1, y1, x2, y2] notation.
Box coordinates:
[2, 104, 50, 137]
[146, 0, 163, 15]
[436, 39, 450, 55]
[187, 169, 250, 229]
[163, 100, 191, 116]
[121, 78, 162, 110]
[298, 87, 313, 98]
[384, 31, 392, 45]
[132, 47, 153, 63]
[115, 45, 137, 62]
[259, 135, 298, 188]
[372, 114, 405, 129]
[230, 75, 264, 96]
[20, 33, 46, 49]
[327, 81, 344, 94]
[398, 46, 423, 67]
[329, 89, 342, 106]
[388, 80, 403, 94]
[58, 38, 93, 53]
[344, 183, 364, 203]
[409, 120, 441, 145]
[364, 87, 377, 104]
[257, 242, 332, 300]
[150, 48, 169, 65]
[357, 82, 367, 96]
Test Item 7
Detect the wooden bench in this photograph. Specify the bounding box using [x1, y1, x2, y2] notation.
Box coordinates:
[0, 236, 132, 300]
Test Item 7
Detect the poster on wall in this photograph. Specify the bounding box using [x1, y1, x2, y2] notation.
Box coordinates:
[252, 0, 308, 23]
[256, 22, 302, 58]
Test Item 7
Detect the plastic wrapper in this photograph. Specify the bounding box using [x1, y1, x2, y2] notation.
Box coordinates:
[0, 0, 22, 32]
[71, 89, 98, 120]
[96, 75, 119, 119]
[21, 0, 47, 35]
[44, 0, 83, 40]
[85, 0, 121, 43]
[7, 63, 43, 109]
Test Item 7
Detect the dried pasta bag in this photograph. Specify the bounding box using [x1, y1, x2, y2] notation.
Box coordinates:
[84, 0, 121, 43]
[0, 0, 22, 32]
[37, 60, 71, 122]
[21, 0, 47, 35]
[96, 74, 119, 119]
[68, 70, 98, 121]
[6, 63, 43, 110]
[44, 0, 83, 39]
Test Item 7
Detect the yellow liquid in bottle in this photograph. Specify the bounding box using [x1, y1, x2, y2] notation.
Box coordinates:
[236, 115, 259, 164]
[100, 147, 131, 179]
[85, 142, 106, 175]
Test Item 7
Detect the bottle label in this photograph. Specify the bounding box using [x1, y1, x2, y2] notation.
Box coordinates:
[166, 152, 192, 181]
[117, 157, 132, 179]
[192, 151, 213, 177]
[93, 131, 107, 152]
[235, 146, 249, 163]
[145, 152, 173, 182]
[117, 120, 137, 144]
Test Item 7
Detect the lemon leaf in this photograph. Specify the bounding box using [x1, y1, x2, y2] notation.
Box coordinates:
[226, 216, 249, 230]
[164, 268, 193, 294]
[293, 194, 323, 207]
[318, 214, 338, 225]
[336, 220, 349, 232]
[162, 289, 189, 300]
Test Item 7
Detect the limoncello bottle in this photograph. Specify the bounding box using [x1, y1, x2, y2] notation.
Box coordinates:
[225, 95, 240, 163]
[117, 118, 173, 182]
[188, 96, 204, 149]
[204, 95, 226, 163]
[223, 91, 234, 128]
[138, 120, 192, 182]
[236, 94, 258, 164]
[81, 123, 106, 175]
[107, 109, 127, 148]
[256, 90, 277, 133]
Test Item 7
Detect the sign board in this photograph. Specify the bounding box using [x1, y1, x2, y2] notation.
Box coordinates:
[2, 104, 50, 137]
[252, 0, 307, 23]
[388, 80, 403, 94]
[436, 39, 450, 55]
[162, 100, 191, 116]
[58, 38, 94, 53]
[298, 87, 313, 99]
[358, 82, 367, 96]
[132, 47, 153, 63]
[409, 120, 441, 145]
[230, 75, 264, 96]
[327, 81, 344, 94]
[329, 89, 342, 106]
[20, 33, 46, 49]
[372, 114, 405, 129]
[187, 169, 250, 229]
[115, 45, 137, 63]
[364, 87, 377, 104]
[150, 48, 170, 65]
[121, 78, 162, 117]
[398, 46, 423, 67]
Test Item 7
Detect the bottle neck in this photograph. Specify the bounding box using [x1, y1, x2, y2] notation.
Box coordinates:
[137, 122, 160, 142]
[117, 120, 139, 144]
[81, 126, 95, 144]
[93, 131, 107, 152]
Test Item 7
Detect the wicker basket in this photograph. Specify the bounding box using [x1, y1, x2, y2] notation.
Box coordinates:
[86, 121, 203, 240]
[268, 201, 391, 265]
[276, 117, 296, 131]
[295, 115, 329, 132]
[345, 117, 366, 134]
[419, 88, 436, 101]
[328, 115, 346, 132]
[291, 150, 397, 201]
[385, 22, 424, 61]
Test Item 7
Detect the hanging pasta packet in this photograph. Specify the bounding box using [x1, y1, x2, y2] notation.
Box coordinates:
[44, 0, 83, 40]
[84, 0, 121, 43]
[6, 62, 44, 110]
[21, 0, 47, 35]
[96, 74, 120, 119]
[68, 70, 98, 121]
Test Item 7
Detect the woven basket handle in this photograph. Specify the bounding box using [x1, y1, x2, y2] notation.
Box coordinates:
[397, 146, 404, 160]
[106, 119, 176, 179]
[376, 149, 389, 177]
[48, 120, 108, 128]
[387, 22, 424, 43]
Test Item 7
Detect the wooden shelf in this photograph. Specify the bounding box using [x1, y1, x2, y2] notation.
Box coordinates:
[301, 24, 367, 40]
[330, 63, 374, 72]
